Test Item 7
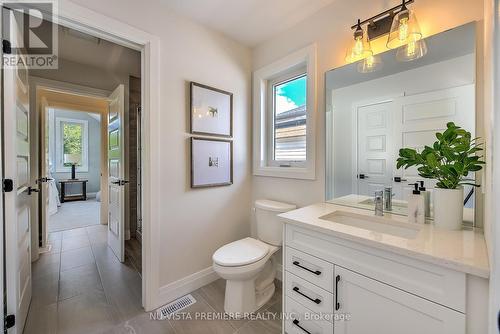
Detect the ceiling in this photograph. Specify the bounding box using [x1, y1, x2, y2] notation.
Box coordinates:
[161, 0, 337, 47]
[56, 26, 141, 75]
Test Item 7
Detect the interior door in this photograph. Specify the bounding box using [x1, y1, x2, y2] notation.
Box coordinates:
[107, 84, 126, 262]
[356, 101, 394, 197]
[392, 85, 475, 200]
[39, 97, 50, 250]
[2, 7, 32, 333]
[333, 266, 465, 334]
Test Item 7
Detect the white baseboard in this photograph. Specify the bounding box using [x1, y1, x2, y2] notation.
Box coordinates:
[157, 266, 219, 308]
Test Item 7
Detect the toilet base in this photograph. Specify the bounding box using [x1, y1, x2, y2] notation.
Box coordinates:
[223, 259, 277, 318]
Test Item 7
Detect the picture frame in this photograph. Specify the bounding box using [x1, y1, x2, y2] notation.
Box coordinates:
[191, 137, 233, 188]
[190, 82, 233, 137]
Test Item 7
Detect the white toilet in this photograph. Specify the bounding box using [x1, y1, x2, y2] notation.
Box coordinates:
[212, 199, 296, 317]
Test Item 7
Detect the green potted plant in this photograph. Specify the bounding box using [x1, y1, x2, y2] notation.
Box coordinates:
[397, 122, 484, 230]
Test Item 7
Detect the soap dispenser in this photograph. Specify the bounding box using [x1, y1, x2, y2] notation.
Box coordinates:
[407, 183, 425, 224]
[418, 181, 431, 218]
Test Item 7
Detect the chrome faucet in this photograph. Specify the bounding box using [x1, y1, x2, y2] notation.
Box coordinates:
[384, 187, 394, 211]
[374, 190, 384, 216]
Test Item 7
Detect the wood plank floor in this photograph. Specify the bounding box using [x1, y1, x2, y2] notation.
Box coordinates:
[24, 225, 282, 334]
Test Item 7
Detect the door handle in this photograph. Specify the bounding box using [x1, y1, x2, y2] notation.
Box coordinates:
[111, 179, 129, 186]
[292, 286, 321, 304]
[394, 176, 407, 183]
[37, 177, 53, 184]
[358, 173, 368, 179]
[292, 261, 321, 276]
[292, 319, 312, 334]
[28, 186, 40, 195]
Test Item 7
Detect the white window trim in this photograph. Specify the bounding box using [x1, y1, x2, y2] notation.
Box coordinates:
[253, 44, 317, 179]
[55, 116, 89, 173]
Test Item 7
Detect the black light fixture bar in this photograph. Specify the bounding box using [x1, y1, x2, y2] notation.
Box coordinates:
[350, 0, 414, 30]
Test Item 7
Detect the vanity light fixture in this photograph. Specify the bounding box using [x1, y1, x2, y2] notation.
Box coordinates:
[395, 38, 427, 61]
[346, 0, 427, 67]
[386, 0, 423, 49]
[357, 54, 383, 73]
[345, 19, 372, 63]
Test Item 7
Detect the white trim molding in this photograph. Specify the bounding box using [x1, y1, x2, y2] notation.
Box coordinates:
[157, 267, 219, 307]
[253, 44, 317, 180]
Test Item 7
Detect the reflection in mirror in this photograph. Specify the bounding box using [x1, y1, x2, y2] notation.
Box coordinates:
[325, 22, 479, 225]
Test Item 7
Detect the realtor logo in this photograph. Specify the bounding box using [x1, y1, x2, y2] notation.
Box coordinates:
[1, 0, 58, 69]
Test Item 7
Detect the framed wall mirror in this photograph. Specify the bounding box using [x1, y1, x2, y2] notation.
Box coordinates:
[325, 22, 482, 226]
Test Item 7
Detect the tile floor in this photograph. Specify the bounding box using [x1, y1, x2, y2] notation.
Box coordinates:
[25, 225, 282, 334]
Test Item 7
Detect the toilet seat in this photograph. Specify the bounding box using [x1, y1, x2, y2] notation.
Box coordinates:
[213, 237, 269, 267]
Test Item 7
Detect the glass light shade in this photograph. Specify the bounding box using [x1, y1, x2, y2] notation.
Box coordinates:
[386, 9, 422, 49]
[345, 27, 372, 63]
[64, 153, 81, 164]
[396, 38, 427, 61]
[357, 54, 383, 73]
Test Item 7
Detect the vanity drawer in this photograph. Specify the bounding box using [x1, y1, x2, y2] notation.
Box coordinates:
[285, 271, 334, 318]
[285, 297, 333, 334]
[285, 224, 466, 312]
[285, 246, 334, 292]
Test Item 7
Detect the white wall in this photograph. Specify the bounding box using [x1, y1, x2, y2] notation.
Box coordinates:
[252, 0, 484, 209]
[68, 0, 253, 290]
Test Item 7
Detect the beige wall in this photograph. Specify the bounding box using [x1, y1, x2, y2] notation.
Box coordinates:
[251, 0, 485, 208]
[68, 0, 253, 287]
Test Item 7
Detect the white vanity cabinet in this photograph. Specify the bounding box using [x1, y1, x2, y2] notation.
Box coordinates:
[283, 224, 468, 334]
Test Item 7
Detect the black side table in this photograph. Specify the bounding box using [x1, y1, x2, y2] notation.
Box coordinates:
[59, 179, 88, 203]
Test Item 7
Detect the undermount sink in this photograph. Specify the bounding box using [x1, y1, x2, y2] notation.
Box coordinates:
[319, 210, 421, 239]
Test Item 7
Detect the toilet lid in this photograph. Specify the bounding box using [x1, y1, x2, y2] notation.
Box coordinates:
[213, 237, 269, 267]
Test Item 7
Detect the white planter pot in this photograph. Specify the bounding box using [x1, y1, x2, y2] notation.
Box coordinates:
[433, 187, 464, 230]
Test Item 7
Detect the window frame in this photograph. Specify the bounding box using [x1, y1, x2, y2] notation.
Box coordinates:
[253, 44, 316, 179]
[55, 117, 89, 173]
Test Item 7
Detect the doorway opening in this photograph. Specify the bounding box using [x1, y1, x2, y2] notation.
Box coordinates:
[23, 22, 144, 333]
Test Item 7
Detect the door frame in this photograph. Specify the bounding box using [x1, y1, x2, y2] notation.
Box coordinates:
[30, 76, 111, 260]
[44, 0, 161, 311]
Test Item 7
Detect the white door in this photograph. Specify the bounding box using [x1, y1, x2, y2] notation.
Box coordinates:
[107, 85, 126, 262]
[3, 8, 32, 333]
[392, 85, 475, 200]
[334, 266, 465, 334]
[39, 97, 51, 250]
[356, 101, 394, 196]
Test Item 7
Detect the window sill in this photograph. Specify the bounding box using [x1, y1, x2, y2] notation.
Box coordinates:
[253, 165, 315, 180]
[55, 167, 89, 173]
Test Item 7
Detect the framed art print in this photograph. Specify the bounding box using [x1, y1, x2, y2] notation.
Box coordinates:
[190, 82, 233, 137]
[191, 137, 233, 188]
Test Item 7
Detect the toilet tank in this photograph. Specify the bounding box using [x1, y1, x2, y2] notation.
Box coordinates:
[255, 199, 296, 246]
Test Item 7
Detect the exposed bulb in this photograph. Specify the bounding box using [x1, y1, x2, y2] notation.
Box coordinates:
[354, 36, 364, 56]
[398, 17, 409, 41]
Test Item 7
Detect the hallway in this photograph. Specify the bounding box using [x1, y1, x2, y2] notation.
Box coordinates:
[25, 225, 143, 334]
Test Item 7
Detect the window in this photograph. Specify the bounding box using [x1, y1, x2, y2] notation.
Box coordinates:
[271, 73, 307, 164]
[253, 44, 316, 179]
[55, 117, 89, 172]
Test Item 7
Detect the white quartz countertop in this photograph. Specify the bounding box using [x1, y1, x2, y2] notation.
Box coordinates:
[279, 202, 489, 278]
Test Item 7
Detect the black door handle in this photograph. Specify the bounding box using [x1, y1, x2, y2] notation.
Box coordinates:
[394, 176, 407, 183]
[37, 177, 54, 183]
[111, 179, 129, 186]
[292, 286, 321, 304]
[292, 261, 321, 276]
[28, 186, 39, 195]
[335, 275, 341, 310]
[358, 173, 368, 179]
[292, 319, 311, 334]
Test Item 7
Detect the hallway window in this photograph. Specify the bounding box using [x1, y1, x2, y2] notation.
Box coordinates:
[55, 117, 89, 172]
